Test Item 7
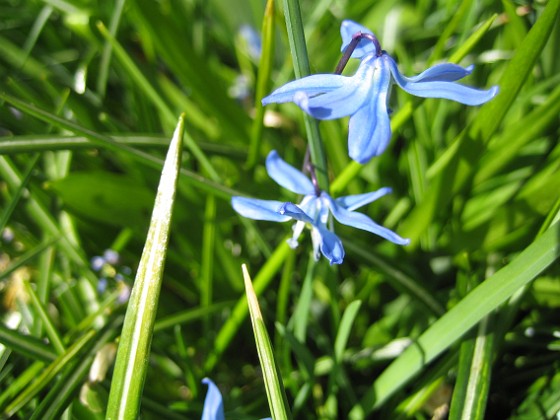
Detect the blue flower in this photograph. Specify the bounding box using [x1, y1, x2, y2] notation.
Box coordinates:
[231, 151, 409, 264]
[262, 20, 499, 164]
[201, 378, 225, 420]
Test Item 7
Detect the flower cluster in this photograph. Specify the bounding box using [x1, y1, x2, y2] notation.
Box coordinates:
[231, 20, 497, 264]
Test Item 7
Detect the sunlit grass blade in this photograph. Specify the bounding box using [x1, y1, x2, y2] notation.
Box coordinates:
[350, 221, 560, 418]
[106, 115, 184, 419]
[448, 315, 494, 420]
[243, 264, 291, 420]
[282, 0, 328, 190]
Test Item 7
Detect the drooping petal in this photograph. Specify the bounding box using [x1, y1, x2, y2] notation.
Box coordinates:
[324, 194, 410, 245]
[315, 225, 345, 264]
[265, 150, 315, 195]
[232, 197, 291, 222]
[262, 74, 346, 105]
[336, 187, 392, 211]
[294, 57, 376, 120]
[278, 202, 314, 224]
[404, 63, 474, 83]
[340, 20, 377, 59]
[201, 378, 225, 420]
[386, 55, 499, 105]
[347, 55, 392, 163]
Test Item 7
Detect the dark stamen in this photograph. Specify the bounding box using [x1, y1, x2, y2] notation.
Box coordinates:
[334, 31, 383, 75]
[303, 148, 321, 196]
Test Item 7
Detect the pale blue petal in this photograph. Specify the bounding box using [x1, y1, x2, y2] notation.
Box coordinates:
[294, 56, 376, 120]
[336, 188, 392, 211]
[265, 150, 315, 195]
[232, 197, 291, 222]
[315, 225, 345, 264]
[347, 56, 392, 163]
[201, 378, 225, 420]
[324, 195, 410, 245]
[262, 74, 346, 105]
[278, 202, 314, 224]
[405, 63, 474, 83]
[386, 55, 499, 105]
[340, 20, 377, 59]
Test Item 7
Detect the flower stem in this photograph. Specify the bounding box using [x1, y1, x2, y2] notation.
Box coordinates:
[282, 0, 329, 191]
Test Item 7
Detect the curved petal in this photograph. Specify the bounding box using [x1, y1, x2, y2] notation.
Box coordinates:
[315, 225, 345, 264]
[325, 195, 410, 245]
[340, 20, 377, 59]
[232, 197, 291, 222]
[265, 150, 315, 195]
[405, 63, 474, 83]
[386, 55, 499, 105]
[347, 56, 392, 163]
[335, 188, 392, 211]
[262, 74, 346, 105]
[294, 56, 376, 120]
[278, 202, 314, 224]
[201, 378, 225, 420]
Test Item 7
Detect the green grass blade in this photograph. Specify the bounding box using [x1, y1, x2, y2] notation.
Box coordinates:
[350, 221, 560, 418]
[282, 0, 328, 190]
[0, 93, 237, 199]
[106, 115, 184, 419]
[243, 264, 291, 420]
[448, 316, 494, 420]
[204, 241, 291, 372]
[247, 0, 275, 169]
[0, 325, 56, 362]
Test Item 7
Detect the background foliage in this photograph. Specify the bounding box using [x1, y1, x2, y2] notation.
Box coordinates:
[0, 0, 559, 418]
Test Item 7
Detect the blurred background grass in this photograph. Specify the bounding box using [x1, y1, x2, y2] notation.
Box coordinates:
[0, 0, 559, 418]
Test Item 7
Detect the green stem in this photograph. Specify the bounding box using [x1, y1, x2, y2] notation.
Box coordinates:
[282, 0, 329, 191]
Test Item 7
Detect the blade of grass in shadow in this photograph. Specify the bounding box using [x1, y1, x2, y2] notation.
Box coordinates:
[96, 21, 221, 182]
[0, 325, 56, 363]
[243, 264, 291, 419]
[106, 115, 184, 419]
[204, 240, 291, 372]
[246, 0, 275, 169]
[0, 93, 238, 199]
[0, 153, 39, 232]
[350, 221, 560, 418]
[2, 329, 96, 416]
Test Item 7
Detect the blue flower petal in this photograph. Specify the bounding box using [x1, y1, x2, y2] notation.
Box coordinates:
[340, 20, 377, 59]
[347, 55, 392, 163]
[201, 378, 225, 420]
[232, 197, 291, 222]
[316, 225, 345, 264]
[386, 55, 499, 105]
[324, 194, 410, 245]
[262, 74, 346, 105]
[265, 150, 315, 195]
[278, 202, 314, 224]
[405, 63, 474, 83]
[336, 188, 392, 211]
[294, 57, 375, 120]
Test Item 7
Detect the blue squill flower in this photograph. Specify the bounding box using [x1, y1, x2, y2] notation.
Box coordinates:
[201, 378, 225, 420]
[201, 378, 271, 420]
[231, 150, 409, 264]
[262, 20, 498, 164]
